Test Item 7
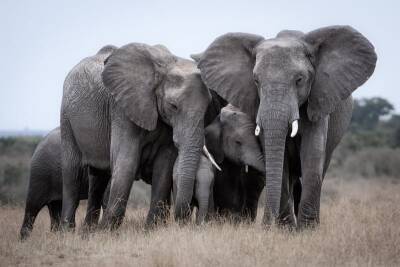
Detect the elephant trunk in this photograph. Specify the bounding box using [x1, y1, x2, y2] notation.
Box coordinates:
[174, 117, 204, 222]
[259, 97, 299, 225]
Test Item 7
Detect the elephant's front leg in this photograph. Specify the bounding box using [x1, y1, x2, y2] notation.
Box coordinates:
[277, 151, 296, 228]
[145, 145, 177, 228]
[297, 117, 328, 229]
[100, 120, 143, 230]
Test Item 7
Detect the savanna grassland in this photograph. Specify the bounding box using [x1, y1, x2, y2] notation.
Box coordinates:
[1, 177, 399, 267]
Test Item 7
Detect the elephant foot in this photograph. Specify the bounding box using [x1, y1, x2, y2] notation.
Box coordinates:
[174, 204, 192, 224]
[98, 214, 124, 231]
[296, 213, 320, 231]
[19, 227, 32, 241]
[60, 220, 76, 232]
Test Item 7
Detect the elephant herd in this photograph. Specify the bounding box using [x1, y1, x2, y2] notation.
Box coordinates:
[20, 25, 376, 240]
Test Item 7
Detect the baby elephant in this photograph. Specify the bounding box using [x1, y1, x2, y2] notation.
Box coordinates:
[173, 105, 265, 224]
[19, 128, 109, 240]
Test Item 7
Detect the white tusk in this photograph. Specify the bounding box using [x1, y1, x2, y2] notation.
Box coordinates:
[203, 145, 222, 171]
[255, 125, 260, 136]
[290, 120, 298, 138]
[245, 165, 248, 173]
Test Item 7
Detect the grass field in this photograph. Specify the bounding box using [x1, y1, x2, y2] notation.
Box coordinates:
[1, 177, 399, 267]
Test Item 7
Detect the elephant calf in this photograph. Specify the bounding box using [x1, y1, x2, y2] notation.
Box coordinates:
[19, 128, 109, 240]
[173, 105, 265, 224]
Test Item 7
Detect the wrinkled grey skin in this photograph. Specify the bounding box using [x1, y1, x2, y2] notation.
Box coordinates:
[173, 105, 265, 224]
[19, 128, 110, 240]
[197, 26, 377, 229]
[61, 44, 211, 230]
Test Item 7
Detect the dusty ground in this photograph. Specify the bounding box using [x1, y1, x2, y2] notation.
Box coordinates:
[1, 177, 399, 267]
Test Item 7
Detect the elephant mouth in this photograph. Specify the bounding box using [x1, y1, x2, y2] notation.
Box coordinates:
[255, 119, 299, 138]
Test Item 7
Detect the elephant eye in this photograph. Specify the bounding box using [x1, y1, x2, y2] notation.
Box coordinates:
[168, 102, 178, 112]
[295, 75, 305, 87]
[235, 140, 242, 146]
[253, 75, 259, 87]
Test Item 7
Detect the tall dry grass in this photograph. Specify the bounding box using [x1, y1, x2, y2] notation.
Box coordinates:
[1, 177, 399, 267]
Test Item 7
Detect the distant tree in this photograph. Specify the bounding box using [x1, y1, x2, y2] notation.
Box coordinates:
[385, 114, 400, 148]
[351, 97, 394, 131]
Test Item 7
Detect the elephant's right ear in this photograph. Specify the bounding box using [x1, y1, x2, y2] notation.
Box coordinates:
[205, 115, 224, 164]
[102, 43, 176, 131]
[198, 33, 265, 119]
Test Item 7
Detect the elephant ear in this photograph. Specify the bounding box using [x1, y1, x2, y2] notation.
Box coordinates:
[198, 33, 265, 119]
[303, 25, 377, 121]
[205, 115, 224, 164]
[102, 43, 176, 131]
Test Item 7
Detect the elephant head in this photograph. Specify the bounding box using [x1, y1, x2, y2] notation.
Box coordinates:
[102, 43, 212, 220]
[197, 26, 376, 222]
[205, 105, 264, 173]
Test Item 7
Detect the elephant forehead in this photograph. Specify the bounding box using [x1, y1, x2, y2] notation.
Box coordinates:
[170, 58, 201, 76]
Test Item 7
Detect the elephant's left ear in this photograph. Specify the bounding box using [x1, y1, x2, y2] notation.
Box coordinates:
[102, 43, 176, 131]
[303, 25, 377, 121]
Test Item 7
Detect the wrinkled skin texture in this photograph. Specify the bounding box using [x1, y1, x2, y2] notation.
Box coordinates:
[197, 26, 377, 229]
[61, 44, 211, 230]
[172, 105, 265, 224]
[19, 128, 110, 240]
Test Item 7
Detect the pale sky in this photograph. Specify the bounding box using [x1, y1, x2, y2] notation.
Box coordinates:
[0, 0, 398, 130]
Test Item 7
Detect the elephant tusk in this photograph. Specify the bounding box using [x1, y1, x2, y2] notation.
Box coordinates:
[245, 165, 248, 173]
[255, 125, 260, 136]
[290, 120, 298, 138]
[203, 145, 222, 171]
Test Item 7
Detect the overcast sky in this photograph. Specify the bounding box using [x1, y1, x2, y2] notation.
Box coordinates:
[0, 0, 398, 130]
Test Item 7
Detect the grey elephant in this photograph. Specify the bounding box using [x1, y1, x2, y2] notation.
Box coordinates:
[173, 105, 265, 224]
[19, 128, 109, 240]
[196, 25, 377, 229]
[61, 44, 215, 230]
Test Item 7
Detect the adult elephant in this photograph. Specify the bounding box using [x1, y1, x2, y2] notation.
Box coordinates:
[61, 43, 213, 230]
[196, 26, 377, 228]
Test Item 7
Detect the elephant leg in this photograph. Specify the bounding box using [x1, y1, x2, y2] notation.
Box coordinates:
[146, 145, 176, 228]
[243, 176, 264, 223]
[20, 201, 45, 240]
[207, 183, 215, 220]
[297, 117, 328, 229]
[292, 178, 302, 218]
[277, 150, 296, 228]
[100, 119, 143, 230]
[84, 167, 110, 229]
[60, 119, 82, 230]
[48, 200, 62, 232]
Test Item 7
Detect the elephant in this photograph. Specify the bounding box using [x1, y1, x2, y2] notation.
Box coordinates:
[19, 128, 109, 240]
[61, 43, 215, 230]
[173, 105, 265, 224]
[196, 25, 377, 229]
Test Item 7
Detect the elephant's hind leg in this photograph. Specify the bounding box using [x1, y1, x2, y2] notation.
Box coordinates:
[146, 145, 176, 228]
[20, 202, 45, 241]
[60, 118, 83, 230]
[84, 167, 110, 229]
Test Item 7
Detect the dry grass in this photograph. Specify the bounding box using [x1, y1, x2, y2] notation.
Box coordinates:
[1, 177, 400, 267]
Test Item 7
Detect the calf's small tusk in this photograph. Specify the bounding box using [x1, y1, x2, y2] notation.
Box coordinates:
[203, 145, 222, 171]
[245, 165, 248, 173]
[255, 125, 260, 136]
[290, 120, 298, 138]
